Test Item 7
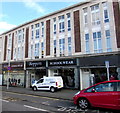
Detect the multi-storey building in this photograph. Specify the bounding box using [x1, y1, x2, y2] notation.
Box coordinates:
[0, 0, 120, 89]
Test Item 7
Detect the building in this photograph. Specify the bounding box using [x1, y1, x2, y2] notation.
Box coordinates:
[0, 0, 120, 89]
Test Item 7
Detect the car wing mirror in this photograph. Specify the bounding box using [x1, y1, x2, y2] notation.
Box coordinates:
[92, 89, 96, 93]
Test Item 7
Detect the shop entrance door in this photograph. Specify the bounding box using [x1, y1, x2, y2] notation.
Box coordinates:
[58, 68, 75, 88]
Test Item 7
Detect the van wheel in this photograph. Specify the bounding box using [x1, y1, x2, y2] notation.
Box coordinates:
[33, 86, 37, 91]
[77, 98, 90, 109]
[50, 87, 55, 93]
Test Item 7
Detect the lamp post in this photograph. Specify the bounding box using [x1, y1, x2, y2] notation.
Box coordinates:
[7, 48, 11, 89]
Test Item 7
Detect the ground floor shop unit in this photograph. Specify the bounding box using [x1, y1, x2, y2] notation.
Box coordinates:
[2, 62, 25, 87]
[2, 52, 120, 90]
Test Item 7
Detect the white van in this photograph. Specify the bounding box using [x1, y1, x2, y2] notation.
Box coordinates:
[32, 76, 63, 92]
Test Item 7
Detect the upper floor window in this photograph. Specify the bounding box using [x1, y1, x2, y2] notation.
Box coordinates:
[54, 40, 56, 57]
[104, 9, 109, 23]
[59, 15, 65, 33]
[93, 31, 102, 53]
[41, 42, 44, 58]
[91, 4, 100, 25]
[35, 23, 39, 28]
[59, 38, 65, 56]
[68, 37, 72, 55]
[36, 29, 39, 39]
[83, 8, 88, 27]
[66, 13, 70, 18]
[53, 17, 56, 22]
[41, 22, 44, 37]
[35, 43, 39, 58]
[105, 30, 112, 52]
[85, 33, 90, 53]
[102, 2, 109, 23]
[53, 24, 56, 34]
[91, 4, 99, 11]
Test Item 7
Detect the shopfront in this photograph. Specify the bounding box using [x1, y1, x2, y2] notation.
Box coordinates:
[79, 54, 120, 90]
[26, 61, 46, 87]
[48, 59, 79, 89]
[2, 62, 25, 87]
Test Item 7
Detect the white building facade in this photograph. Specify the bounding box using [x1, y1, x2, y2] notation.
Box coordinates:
[0, 0, 120, 89]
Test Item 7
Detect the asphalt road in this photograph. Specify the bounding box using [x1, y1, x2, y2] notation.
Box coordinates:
[1, 91, 119, 113]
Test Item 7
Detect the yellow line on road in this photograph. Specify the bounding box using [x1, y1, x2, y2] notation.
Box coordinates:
[2, 91, 60, 101]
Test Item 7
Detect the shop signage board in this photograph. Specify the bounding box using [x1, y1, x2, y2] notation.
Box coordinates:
[2, 62, 24, 70]
[26, 61, 46, 68]
[48, 59, 76, 66]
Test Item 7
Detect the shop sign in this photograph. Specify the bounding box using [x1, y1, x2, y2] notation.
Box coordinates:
[26, 61, 46, 68]
[2, 62, 24, 70]
[48, 59, 76, 66]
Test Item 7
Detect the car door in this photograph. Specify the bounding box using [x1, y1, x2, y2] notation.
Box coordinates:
[89, 82, 117, 109]
[116, 81, 120, 109]
[36, 78, 44, 90]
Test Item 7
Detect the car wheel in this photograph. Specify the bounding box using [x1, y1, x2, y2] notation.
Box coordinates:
[50, 87, 55, 93]
[33, 86, 37, 91]
[77, 98, 90, 109]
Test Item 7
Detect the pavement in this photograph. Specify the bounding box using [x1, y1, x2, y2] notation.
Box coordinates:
[1, 86, 79, 101]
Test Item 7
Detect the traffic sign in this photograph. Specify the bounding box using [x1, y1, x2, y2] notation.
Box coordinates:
[105, 61, 109, 68]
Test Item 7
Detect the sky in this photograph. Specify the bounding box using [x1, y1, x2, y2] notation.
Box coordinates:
[0, 0, 85, 34]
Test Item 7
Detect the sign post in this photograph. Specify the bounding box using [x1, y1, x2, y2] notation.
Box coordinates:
[105, 61, 110, 81]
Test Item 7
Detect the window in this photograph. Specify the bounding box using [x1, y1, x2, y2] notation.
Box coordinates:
[104, 9, 109, 23]
[53, 18, 56, 22]
[53, 24, 56, 34]
[67, 20, 71, 31]
[36, 29, 39, 39]
[35, 23, 39, 28]
[59, 22, 65, 32]
[31, 45, 33, 58]
[35, 43, 39, 57]
[91, 4, 100, 25]
[41, 42, 44, 58]
[117, 82, 120, 91]
[59, 38, 65, 56]
[93, 31, 102, 53]
[59, 15, 65, 33]
[83, 8, 88, 27]
[85, 86, 94, 93]
[41, 22, 44, 37]
[102, 2, 109, 23]
[31, 30, 34, 40]
[105, 30, 112, 52]
[85, 33, 90, 53]
[54, 40, 56, 57]
[67, 13, 70, 18]
[18, 30, 22, 43]
[68, 37, 72, 55]
[95, 82, 115, 92]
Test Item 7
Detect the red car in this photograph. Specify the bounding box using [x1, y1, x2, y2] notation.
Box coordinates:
[73, 80, 120, 110]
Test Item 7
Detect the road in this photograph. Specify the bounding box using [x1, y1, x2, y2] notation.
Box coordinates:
[1, 91, 118, 113]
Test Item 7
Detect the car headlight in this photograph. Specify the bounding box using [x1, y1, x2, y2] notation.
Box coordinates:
[75, 91, 80, 95]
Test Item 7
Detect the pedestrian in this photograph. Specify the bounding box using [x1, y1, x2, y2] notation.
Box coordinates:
[110, 75, 115, 80]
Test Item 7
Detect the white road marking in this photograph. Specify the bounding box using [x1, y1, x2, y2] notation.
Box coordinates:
[24, 105, 48, 112]
[0, 99, 9, 103]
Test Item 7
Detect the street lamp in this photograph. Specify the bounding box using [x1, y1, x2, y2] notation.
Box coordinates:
[7, 48, 11, 89]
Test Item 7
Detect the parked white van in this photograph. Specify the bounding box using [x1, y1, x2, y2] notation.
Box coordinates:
[32, 76, 63, 92]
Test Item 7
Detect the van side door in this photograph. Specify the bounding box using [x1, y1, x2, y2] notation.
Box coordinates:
[36, 78, 44, 90]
